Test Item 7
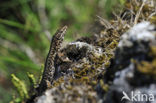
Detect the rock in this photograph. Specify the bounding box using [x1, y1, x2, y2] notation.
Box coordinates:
[32, 19, 156, 103]
[53, 41, 104, 80]
[103, 22, 156, 103]
[35, 21, 156, 103]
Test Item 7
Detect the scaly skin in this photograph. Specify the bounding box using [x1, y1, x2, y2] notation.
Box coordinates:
[38, 26, 67, 94]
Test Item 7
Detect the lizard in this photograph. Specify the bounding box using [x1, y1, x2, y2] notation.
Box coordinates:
[38, 26, 67, 94]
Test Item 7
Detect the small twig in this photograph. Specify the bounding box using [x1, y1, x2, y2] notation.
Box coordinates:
[147, 11, 156, 20]
[134, 0, 146, 25]
[96, 15, 114, 29]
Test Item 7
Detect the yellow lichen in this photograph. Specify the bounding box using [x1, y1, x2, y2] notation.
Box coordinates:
[100, 80, 109, 92]
[137, 46, 156, 76]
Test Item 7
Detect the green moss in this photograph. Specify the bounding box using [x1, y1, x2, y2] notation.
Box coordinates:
[38, 64, 44, 84]
[27, 72, 37, 89]
[11, 74, 29, 101]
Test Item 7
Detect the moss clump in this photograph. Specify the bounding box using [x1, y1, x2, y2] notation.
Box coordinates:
[11, 74, 29, 101]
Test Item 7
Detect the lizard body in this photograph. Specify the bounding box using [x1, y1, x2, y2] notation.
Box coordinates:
[38, 26, 67, 94]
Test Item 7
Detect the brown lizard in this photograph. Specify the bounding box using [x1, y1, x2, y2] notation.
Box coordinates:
[38, 26, 67, 94]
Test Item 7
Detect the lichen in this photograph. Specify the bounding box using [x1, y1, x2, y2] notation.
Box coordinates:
[137, 46, 156, 76]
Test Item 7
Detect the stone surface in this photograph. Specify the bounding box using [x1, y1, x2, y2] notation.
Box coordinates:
[36, 21, 156, 103]
[103, 21, 156, 103]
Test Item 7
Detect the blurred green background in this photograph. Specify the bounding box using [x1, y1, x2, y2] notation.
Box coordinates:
[0, 0, 123, 102]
